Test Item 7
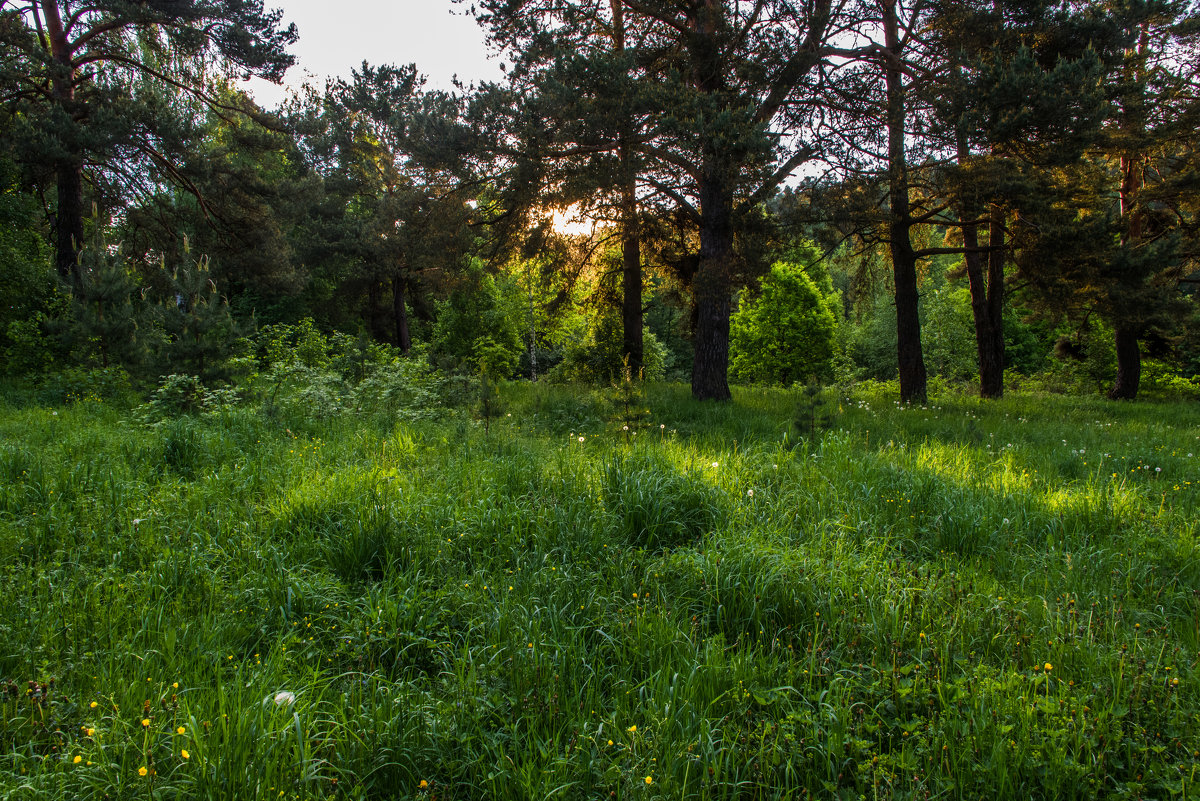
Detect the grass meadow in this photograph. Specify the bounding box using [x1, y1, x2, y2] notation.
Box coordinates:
[1, 381, 1198, 800]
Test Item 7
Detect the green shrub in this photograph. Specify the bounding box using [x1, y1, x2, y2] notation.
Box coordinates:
[431, 260, 524, 375]
[729, 260, 838, 385]
[547, 310, 670, 383]
[137, 373, 240, 424]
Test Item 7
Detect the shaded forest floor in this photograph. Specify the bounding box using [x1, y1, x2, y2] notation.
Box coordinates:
[1, 382, 1198, 800]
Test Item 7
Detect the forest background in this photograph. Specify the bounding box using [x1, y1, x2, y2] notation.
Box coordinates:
[0, 0, 1198, 407]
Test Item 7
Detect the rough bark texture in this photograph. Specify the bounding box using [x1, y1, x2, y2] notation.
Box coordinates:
[884, 0, 926, 403]
[691, 167, 733, 401]
[1109, 327, 1142, 400]
[687, 2, 733, 401]
[1109, 25, 1148, 401]
[620, 210, 643, 376]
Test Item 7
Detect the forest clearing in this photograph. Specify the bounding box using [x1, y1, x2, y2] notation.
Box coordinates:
[1, 382, 1198, 799]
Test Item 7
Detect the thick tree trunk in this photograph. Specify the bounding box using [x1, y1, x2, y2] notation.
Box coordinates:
[962, 208, 1005, 398]
[892, 235, 926, 403]
[55, 159, 85, 287]
[1108, 327, 1141, 400]
[884, 0, 926, 403]
[43, 0, 84, 289]
[691, 168, 733, 401]
[621, 215, 643, 377]
[1109, 27, 1147, 402]
[392, 276, 411, 354]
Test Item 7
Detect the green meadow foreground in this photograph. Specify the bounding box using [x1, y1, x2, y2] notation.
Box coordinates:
[1, 384, 1198, 800]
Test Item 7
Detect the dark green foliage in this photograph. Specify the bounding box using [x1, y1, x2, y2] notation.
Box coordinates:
[155, 254, 245, 383]
[60, 241, 151, 372]
[792, 379, 838, 441]
[137, 374, 240, 425]
[0, 0, 298, 280]
[431, 263, 524, 375]
[0, 160, 59, 375]
[549, 309, 670, 384]
[729, 261, 837, 386]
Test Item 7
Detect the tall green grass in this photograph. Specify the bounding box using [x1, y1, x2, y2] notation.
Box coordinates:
[1, 382, 1197, 799]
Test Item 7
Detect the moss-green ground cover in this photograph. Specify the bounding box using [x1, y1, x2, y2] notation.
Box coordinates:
[1, 383, 1198, 800]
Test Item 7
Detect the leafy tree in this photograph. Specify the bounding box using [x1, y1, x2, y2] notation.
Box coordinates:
[119, 87, 319, 308]
[0, 0, 296, 287]
[470, 0, 660, 376]
[472, 0, 849, 401]
[729, 260, 837, 386]
[153, 251, 243, 383]
[431, 260, 524, 375]
[293, 64, 477, 350]
[929, 0, 1118, 398]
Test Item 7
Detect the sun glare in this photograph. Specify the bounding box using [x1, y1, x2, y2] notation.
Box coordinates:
[547, 205, 597, 237]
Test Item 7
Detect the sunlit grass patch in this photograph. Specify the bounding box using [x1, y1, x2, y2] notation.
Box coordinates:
[1, 382, 1197, 799]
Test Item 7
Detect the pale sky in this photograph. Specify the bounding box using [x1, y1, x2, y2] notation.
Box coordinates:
[243, 0, 506, 107]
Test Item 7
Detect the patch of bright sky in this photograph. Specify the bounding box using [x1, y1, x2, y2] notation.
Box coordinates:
[242, 0, 505, 108]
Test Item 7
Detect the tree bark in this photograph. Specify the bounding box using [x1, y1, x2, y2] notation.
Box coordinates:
[1109, 24, 1149, 401]
[612, 0, 643, 378]
[691, 166, 733, 401]
[621, 205, 643, 377]
[392, 276, 411, 354]
[1109, 327, 1141, 400]
[884, 0, 926, 403]
[687, 1, 733, 401]
[962, 206, 1005, 398]
[43, 0, 84, 288]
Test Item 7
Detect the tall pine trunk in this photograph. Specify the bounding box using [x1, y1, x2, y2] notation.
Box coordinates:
[962, 208, 1005, 398]
[691, 165, 733, 401]
[620, 200, 643, 377]
[1110, 25, 1149, 400]
[392, 276, 411, 354]
[44, 0, 84, 289]
[611, 0, 643, 378]
[1108, 327, 1141, 399]
[957, 113, 1005, 399]
[884, 0, 926, 403]
[688, 2, 733, 401]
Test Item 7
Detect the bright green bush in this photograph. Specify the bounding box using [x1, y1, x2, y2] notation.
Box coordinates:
[729, 260, 838, 385]
[546, 309, 670, 383]
[431, 260, 524, 376]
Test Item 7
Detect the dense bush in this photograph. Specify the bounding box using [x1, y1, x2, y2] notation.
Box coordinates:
[729, 260, 838, 385]
[547, 309, 671, 383]
[431, 260, 525, 376]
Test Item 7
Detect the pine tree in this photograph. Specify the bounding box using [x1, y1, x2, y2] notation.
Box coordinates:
[0, 0, 296, 288]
